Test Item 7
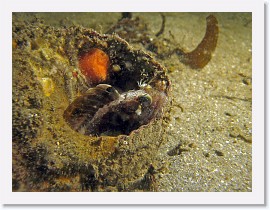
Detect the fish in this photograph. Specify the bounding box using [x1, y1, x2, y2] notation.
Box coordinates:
[64, 84, 165, 136]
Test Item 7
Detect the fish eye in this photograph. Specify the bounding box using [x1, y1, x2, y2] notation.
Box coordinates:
[138, 94, 152, 106]
[106, 86, 115, 93]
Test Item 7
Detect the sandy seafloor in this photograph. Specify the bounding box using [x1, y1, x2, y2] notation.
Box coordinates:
[14, 12, 252, 192]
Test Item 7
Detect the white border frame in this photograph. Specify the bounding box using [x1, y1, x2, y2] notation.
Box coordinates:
[0, 0, 264, 205]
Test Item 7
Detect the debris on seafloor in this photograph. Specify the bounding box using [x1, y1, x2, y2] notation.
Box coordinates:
[176, 15, 219, 69]
[155, 13, 166, 37]
[108, 14, 219, 69]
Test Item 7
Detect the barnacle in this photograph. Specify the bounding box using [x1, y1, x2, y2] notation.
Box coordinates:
[63, 32, 170, 136]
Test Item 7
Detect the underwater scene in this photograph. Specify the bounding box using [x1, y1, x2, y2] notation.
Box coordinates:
[12, 12, 252, 192]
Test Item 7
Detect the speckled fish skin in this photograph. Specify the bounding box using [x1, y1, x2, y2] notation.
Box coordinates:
[64, 84, 166, 136]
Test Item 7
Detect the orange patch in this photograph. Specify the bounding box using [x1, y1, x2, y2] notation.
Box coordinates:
[79, 48, 109, 85]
